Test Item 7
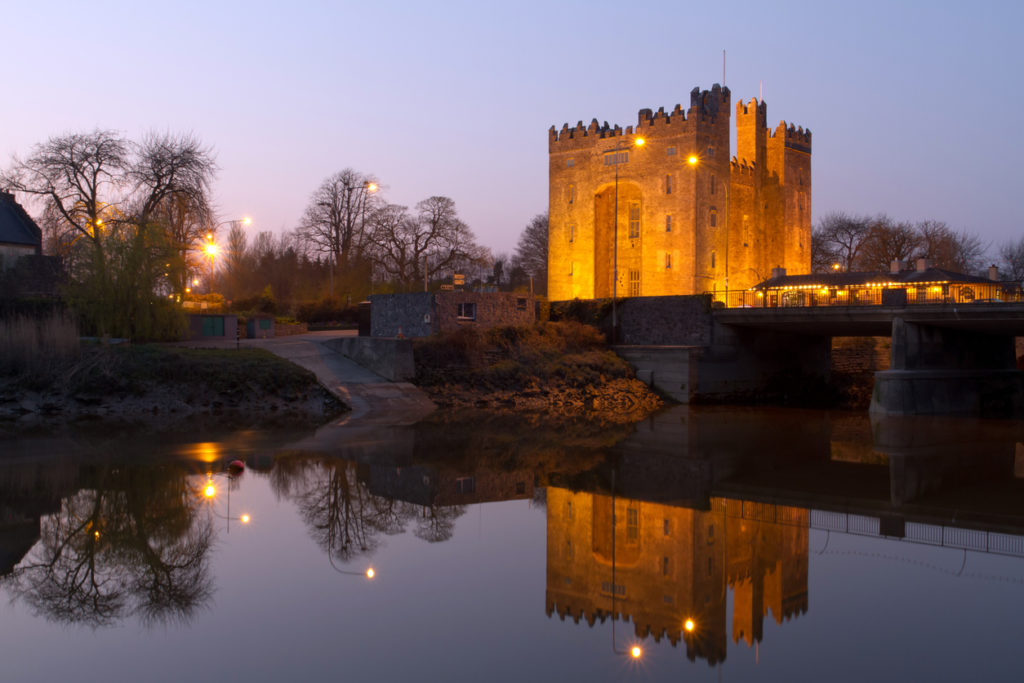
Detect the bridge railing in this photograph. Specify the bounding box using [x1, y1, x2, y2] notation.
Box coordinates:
[711, 283, 1022, 309]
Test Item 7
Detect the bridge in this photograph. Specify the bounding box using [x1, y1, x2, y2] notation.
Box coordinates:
[612, 296, 1024, 417]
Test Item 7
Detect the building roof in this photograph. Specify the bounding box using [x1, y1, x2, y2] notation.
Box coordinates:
[754, 267, 998, 290]
[0, 191, 42, 248]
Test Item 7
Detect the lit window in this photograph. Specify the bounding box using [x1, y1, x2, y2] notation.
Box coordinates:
[628, 202, 640, 238]
[456, 303, 476, 320]
[629, 270, 640, 297]
[665, 174, 672, 194]
[666, 215, 672, 232]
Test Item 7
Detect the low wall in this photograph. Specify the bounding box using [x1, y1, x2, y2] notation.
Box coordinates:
[323, 336, 416, 382]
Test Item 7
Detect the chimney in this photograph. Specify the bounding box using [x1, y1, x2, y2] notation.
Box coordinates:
[915, 258, 932, 273]
[989, 264, 1000, 281]
[890, 260, 904, 274]
[770, 267, 786, 280]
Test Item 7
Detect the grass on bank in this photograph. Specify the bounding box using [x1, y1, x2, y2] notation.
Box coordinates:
[413, 321, 634, 390]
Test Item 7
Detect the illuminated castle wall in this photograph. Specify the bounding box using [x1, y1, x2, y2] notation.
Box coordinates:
[544, 489, 808, 664]
[547, 85, 811, 301]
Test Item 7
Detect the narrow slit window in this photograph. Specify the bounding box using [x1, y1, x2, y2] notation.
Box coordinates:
[628, 202, 640, 238]
[665, 174, 672, 194]
[665, 215, 672, 232]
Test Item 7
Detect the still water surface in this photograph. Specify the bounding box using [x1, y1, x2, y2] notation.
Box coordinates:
[1, 407, 1023, 682]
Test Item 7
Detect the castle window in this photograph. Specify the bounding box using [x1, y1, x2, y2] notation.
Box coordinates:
[707, 145, 714, 157]
[665, 215, 672, 232]
[568, 224, 575, 243]
[568, 184, 575, 204]
[666, 146, 676, 156]
[663, 519, 670, 535]
[604, 151, 628, 165]
[627, 507, 638, 540]
[665, 174, 672, 194]
[516, 298, 527, 311]
[711, 251, 716, 269]
[567, 158, 575, 168]
[708, 557, 713, 576]
[628, 202, 640, 238]
[567, 500, 573, 519]
[710, 174, 716, 195]
[628, 270, 640, 297]
[710, 209, 717, 227]
[456, 476, 475, 494]
[456, 303, 476, 321]
[665, 252, 672, 269]
[662, 557, 670, 575]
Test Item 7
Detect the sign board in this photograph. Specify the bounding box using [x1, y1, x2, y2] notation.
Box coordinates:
[453, 273, 465, 285]
[440, 284, 454, 291]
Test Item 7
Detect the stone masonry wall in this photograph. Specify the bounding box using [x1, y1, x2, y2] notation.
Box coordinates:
[370, 292, 434, 338]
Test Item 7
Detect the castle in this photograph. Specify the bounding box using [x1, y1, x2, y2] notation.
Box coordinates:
[547, 84, 811, 301]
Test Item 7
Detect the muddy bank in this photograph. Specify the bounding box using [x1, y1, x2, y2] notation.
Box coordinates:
[0, 345, 345, 431]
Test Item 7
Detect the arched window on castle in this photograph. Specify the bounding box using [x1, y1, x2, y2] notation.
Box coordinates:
[709, 208, 718, 228]
[628, 202, 641, 238]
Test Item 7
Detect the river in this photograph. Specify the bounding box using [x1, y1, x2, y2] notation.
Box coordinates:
[1, 406, 1022, 682]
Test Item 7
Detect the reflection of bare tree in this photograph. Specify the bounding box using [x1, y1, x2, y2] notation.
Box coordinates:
[413, 504, 465, 544]
[277, 459, 416, 564]
[2, 469, 213, 628]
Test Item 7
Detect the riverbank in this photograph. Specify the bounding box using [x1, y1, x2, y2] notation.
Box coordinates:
[0, 344, 344, 429]
[412, 322, 663, 423]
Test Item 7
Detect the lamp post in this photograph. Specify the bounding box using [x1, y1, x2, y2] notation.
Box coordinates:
[609, 468, 643, 661]
[609, 137, 645, 342]
[197, 217, 250, 297]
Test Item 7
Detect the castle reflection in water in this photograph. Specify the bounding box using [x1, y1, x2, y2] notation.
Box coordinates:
[546, 490, 807, 664]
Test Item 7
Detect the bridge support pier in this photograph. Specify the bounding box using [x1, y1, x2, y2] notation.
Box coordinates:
[870, 317, 1024, 417]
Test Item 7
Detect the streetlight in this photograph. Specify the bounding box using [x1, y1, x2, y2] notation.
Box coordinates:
[609, 137, 645, 342]
[204, 236, 219, 295]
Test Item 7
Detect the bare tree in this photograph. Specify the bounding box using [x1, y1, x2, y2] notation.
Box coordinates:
[511, 212, 548, 293]
[1, 130, 129, 278]
[999, 237, 1024, 281]
[296, 169, 378, 298]
[368, 196, 481, 290]
[857, 216, 922, 271]
[916, 220, 986, 274]
[810, 212, 869, 272]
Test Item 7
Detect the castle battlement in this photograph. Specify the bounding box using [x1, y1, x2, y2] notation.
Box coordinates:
[772, 121, 812, 148]
[730, 157, 756, 177]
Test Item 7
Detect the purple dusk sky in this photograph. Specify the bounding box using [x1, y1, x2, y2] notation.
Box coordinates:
[2, 1, 1020, 259]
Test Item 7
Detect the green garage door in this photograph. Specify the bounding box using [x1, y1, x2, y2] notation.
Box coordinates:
[201, 316, 225, 336]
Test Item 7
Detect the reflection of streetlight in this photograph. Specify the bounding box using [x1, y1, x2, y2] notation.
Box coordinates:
[609, 137, 645, 342]
[200, 473, 252, 534]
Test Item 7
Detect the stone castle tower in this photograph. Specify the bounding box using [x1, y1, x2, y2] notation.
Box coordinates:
[547, 84, 811, 301]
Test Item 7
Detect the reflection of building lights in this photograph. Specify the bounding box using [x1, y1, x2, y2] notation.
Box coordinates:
[366, 568, 376, 579]
[94, 530, 100, 539]
[630, 646, 642, 658]
[684, 618, 696, 633]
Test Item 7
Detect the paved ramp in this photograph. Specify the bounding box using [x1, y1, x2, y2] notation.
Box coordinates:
[243, 332, 436, 426]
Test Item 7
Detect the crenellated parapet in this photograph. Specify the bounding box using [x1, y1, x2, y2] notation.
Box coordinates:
[772, 121, 812, 152]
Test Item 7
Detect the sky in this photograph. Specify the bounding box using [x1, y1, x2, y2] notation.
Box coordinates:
[2, 0, 1021, 259]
